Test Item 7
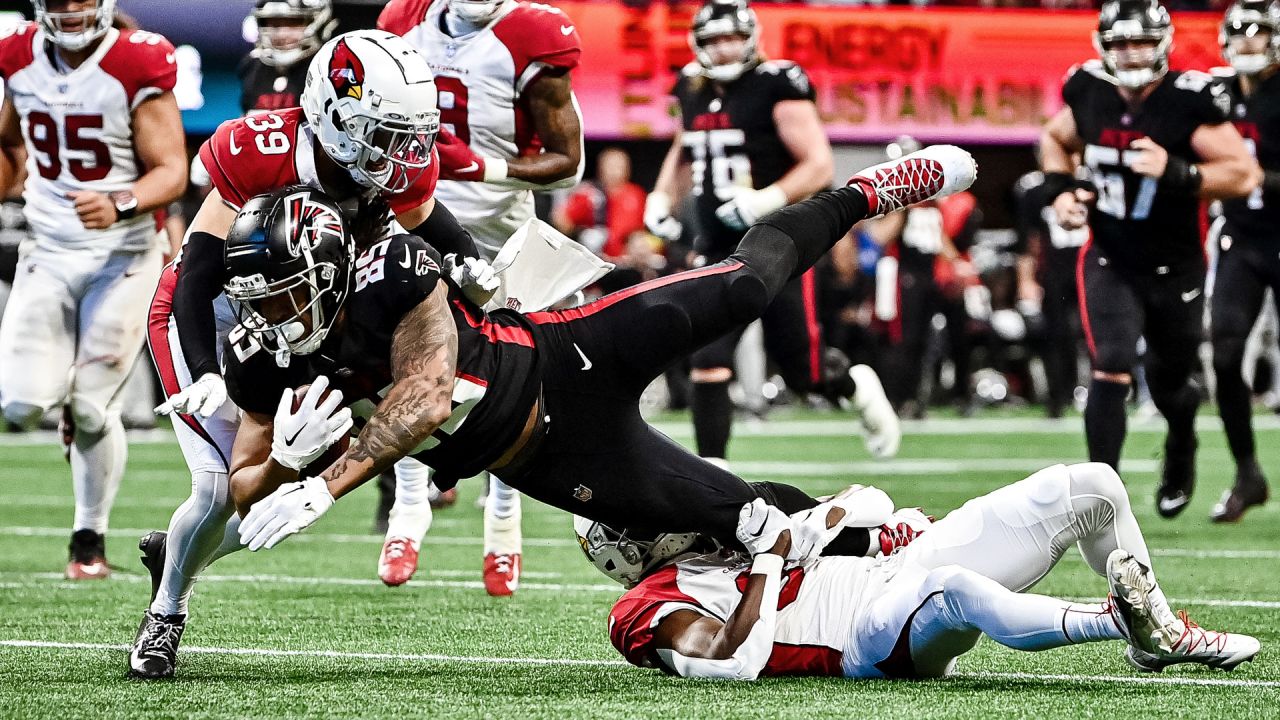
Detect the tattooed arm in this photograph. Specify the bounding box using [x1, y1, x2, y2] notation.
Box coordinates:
[318, 284, 458, 500]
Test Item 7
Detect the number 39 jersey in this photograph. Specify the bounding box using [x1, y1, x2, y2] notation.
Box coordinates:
[1063, 60, 1231, 271]
[197, 107, 440, 216]
[379, 0, 582, 253]
[0, 23, 177, 252]
[674, 60, 815, 259]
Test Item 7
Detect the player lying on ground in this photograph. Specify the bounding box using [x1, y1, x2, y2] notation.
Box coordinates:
[584, 462, 1259, 680]
[222, 145, 976, 560]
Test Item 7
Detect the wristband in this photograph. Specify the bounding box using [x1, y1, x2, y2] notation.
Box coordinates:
[1160, 156, 1203, 193]
[483, 157, 508, 183]
[750, 553, 784, 576]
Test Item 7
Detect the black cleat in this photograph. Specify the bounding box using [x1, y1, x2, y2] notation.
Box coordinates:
[128, 610, 186, 679]
[1211, 459, 1269, 523]
[138, 531, 167, 603]
[1156, 437, 1197, 519]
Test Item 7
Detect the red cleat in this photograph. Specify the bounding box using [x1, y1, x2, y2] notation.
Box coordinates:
[483, 552, 521, 596]
[378, 536, 420, 587]
[66, 529, 109, 580]
[430, 487, 458, 510]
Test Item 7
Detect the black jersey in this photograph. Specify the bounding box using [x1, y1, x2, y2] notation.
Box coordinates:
[1217, 67, 1280, 243]
[223, 234, 541, 485]
[1064, 60, 1232, 271]
[238, 56, 308, 114]
[673, 60, 816, 259]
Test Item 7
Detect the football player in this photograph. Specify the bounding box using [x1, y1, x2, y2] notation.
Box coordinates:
[223, 146, 976, 603]
[1041, 0, 1258, 517]
[128, 30, 493, 679]
[1208, 0, 1280, 522]
[376, 0, 586, 594]
[592, 462, 1259, 680]
[241, 0, 335, 115]
[644, 0, 898, 470]
[0, 1, 186, 578]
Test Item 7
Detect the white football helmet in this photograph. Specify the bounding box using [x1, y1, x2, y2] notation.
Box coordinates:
[574, 516, 702, 588]
[302, 30, 440, 194]
[448, 0, 510, 26]
[34, 0, 116, 51]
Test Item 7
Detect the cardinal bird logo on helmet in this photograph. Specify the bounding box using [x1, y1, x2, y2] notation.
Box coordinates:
[327, 38, 365, 100]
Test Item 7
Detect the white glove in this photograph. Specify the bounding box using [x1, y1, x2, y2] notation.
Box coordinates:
[155, 372, 227, 418]
[714, 185, 787, 232]
[644, 191, 683, 241]
[735, 498, 791, 557]
[239, 476, 335, 551]
[790, 485, 895, 562]
[270, 375, 353, 472]
[444, 253, 500, 306]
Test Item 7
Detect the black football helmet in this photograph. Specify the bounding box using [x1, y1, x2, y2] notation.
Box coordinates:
[251, 0, 337, 68]
[1094, 0, 1174, 89]
[1221, 0, 1280, 75]
[223, 186, 354, 367]
[690, 0, 760, 83]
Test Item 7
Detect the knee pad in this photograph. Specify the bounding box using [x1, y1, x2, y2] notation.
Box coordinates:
[2, 400, 45, 431]
[925, 565, 982, 616]
[725, 268, 769, 323]
[70, 395, 112, 435]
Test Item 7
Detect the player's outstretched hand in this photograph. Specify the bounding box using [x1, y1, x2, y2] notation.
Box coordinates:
[239, 477, 335, 551]
[736, 498, 792, 557]
[155, 372, 227, 418]
[714, 186, 787, 232]
[270, 375, 352, 472]
[444, 253, 500, 306]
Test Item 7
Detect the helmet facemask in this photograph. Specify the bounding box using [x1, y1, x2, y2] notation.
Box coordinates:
[574, 517, 705, 588]
[691, 1, 760, 83]
[448, 0, 508, 26]
[226, 262, 343, 368]
[1221, 2, 1280, 75]
[339, 109, 439, 194]
[35, 0, 116, 52]
[253, 0, 336, 68]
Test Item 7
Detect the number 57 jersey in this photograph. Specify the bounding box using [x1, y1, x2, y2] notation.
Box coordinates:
[0, 23, 176, 252]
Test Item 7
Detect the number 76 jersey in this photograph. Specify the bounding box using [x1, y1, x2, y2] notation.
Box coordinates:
[0, 23, 176, 252]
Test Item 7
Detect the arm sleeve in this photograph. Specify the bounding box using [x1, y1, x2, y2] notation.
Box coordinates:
[170, 231, 227, 380]
[402, 199, 480, 260]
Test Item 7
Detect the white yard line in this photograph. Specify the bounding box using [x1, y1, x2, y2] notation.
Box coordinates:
[0, 640, 1273, 688]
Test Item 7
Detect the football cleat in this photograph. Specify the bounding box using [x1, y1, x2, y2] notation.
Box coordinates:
[1155, 437, 1197, 519]
[850, 364, 900, 459]
[138, 531, 168, 602]
[1105, 549, 1174, 654]
[378, 536, 420, 587]
[847, 144, 977, 218]
[128, 610, 186, 679]
[877, 508, 931, 556]
[430, 487, 458, 510]
[1124, 612, 1261, 672]
[66, 529, 109, 580]
[1210, 459, 1268, 523]
[483, 552, 521, 597]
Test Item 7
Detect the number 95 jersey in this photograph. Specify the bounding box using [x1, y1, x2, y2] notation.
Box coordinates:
[674, 60, 815, 259]
[1063, 60, 1231, 271]
[0, 23, 176, 252]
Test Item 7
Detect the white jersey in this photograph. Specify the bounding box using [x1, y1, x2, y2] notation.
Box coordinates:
[609, 552, 877, 677]
[380, 0, 581, 253]
[0, 23, 176, 253]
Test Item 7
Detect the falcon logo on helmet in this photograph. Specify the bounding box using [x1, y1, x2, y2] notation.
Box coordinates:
[327, 38, 365, 100]
[283, 191, 345, 258]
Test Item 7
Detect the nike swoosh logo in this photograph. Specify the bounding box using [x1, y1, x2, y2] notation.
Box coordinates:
[1158, 495, 1191, 513]
[458, 161, 479, 174]
[573, 342, 592, 371]
[284, 427, 304, 446]
[1181, 288, 1201, 303]
[229, 134, 243, 156]
[561, 25, 574, 35]
[399, 245, 411, 268]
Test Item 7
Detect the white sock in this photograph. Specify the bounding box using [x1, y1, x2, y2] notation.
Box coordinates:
[387, 456, 433, 545]
[151, 471, 236, 617]
[484, 474, 522, 555]
[70, 415, 126, 534]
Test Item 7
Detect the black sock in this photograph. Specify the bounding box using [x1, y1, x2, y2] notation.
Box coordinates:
[1216, 369, 1256, 464]
[692, 381, 732, 459]
[1153, 382, 1199, 460]
[1084, 377, 1129, 470]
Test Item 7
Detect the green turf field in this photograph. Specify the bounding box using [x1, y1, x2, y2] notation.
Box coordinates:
[1, 410, 1277, 718]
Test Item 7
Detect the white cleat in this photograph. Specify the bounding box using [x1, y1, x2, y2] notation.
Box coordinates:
[1125, 620, 1260, 672]
[1105, 549, 1173, 654]
[847, 144, 978, 218]
[850, 365, 900, 459]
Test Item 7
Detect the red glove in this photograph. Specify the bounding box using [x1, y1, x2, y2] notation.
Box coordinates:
[435, 127, 486, 182]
